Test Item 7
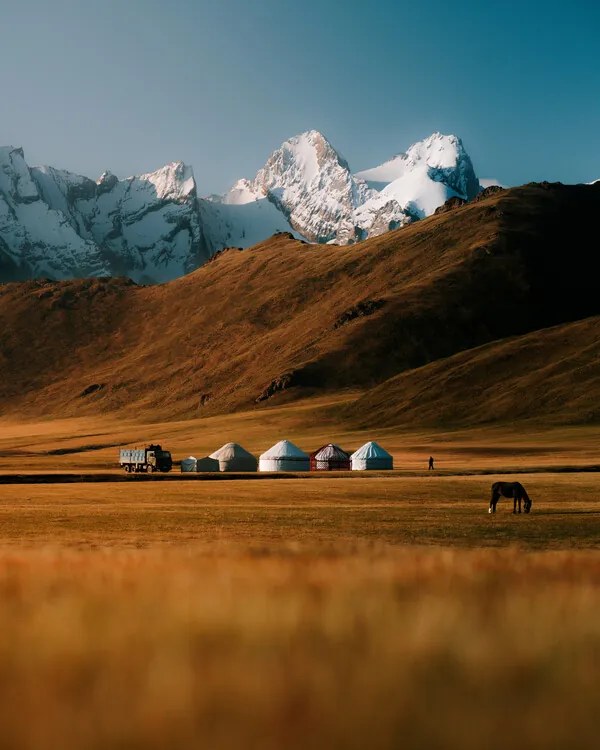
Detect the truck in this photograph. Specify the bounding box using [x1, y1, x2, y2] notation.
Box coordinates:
[119, 444, 173, 473]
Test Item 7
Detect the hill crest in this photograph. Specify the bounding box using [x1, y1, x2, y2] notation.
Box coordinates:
[0, 182, 598, 427]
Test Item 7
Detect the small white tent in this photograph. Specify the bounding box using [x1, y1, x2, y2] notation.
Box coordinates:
[350, 441, 393, 470]
[209, 443, 258, 472]
[195, 456, 220, 472]
[259, 440, 310, 472]
[181, 456, 197, 472]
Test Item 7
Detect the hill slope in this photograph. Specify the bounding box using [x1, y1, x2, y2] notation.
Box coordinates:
[0, 182, 598, 425]
[346, 316, 600, 427]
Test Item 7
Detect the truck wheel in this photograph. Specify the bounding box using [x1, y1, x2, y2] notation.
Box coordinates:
[125, 465, 131, 473]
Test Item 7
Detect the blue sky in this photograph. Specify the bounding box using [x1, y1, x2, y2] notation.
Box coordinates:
[1, 0, 599, 192]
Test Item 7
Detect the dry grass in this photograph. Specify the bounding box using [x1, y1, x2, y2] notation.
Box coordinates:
[0, 473, 598, 748]
[1, 180, 599, 748]
[1, 403, 599, 475]
[1, 184, 598, 425]
[0, 546, 598, 750]
[349, 315, 600, 427]
[0, 473, 598, 550]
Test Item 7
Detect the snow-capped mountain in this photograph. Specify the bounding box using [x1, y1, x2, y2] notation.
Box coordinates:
[212, 129, 411, 244]
[1, 148, 210, 283]
[249, 130, 372, 243]
[1, 131, 482, 283]
[211, 131, 480, 245]
[355, 132, 480, 220]
[0, 147, 106, 281]
[208, 131, 377, 245]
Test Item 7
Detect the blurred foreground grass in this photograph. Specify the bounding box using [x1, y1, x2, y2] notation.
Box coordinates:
[0, 474, 598, 749]
[0, 547, 598, 750]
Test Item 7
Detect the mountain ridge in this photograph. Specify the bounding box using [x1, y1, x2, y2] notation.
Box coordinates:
[1, 131, 483, 283]
[1, 182, 598, 427]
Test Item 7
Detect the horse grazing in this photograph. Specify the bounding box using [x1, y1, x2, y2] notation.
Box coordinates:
[489, 481, 532, 514]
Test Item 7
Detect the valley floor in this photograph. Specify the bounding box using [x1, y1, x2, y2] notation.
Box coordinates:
[0, 394, 599, 474]
[0, 403, 598, 749]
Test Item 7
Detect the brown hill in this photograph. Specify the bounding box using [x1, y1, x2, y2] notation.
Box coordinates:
[346, 316, 600, 428]
[0, 182, 598, 424]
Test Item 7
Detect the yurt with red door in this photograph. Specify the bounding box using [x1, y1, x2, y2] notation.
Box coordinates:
[310, 443, 351, 471]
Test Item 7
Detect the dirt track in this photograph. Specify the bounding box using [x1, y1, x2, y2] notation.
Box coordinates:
[0, 465, 598, 484]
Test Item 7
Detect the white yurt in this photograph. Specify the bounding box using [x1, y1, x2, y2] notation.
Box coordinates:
[209, 442, 258, 472]
[181, 456, 197, 472]
[259, 440, 310, 472]
[195, 456, 220, 472]
[350, 441, 393, 470]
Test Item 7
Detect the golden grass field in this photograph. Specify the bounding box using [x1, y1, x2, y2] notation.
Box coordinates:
[0, 404, 598, 749]
[1, 394, 599, 474]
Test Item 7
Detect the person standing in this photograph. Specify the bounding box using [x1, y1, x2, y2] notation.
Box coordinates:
[428, 456, 434, 470]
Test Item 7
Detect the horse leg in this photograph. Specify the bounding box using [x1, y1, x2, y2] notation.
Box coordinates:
[513, 493, 517, 514]
[517, 492, 522, 514]
[489, 490, 498, 514]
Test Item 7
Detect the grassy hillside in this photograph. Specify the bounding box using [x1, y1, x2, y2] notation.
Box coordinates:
[347, 316, 600, 428]
[0, 182, 598, 424]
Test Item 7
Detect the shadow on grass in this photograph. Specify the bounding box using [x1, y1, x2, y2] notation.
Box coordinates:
[538, 510, 600, 516]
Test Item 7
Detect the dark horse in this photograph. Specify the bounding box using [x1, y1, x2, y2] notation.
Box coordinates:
[489, 481, 532, 514]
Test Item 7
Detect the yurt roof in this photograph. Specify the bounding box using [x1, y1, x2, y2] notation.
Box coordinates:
[209, 442, 256, 460]
[260, 439, 308, 460]
[312, 443, 350, 460]
[182, 456, 197, 461]
[350, 441, 392, 460]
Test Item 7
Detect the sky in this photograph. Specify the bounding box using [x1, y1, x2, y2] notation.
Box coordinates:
[1, 0, 599, 193]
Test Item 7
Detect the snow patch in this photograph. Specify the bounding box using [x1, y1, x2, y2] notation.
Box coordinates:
[479, 177, 506, 189]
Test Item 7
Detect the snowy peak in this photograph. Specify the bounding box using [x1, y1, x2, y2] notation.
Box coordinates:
[231, 130, 373, 243]
[97, 170, 119, 192]
[1, 147, 209, 283]
[0, 146, 40, 204]
[213, 130, 480, 246]
[356, 132, 480, 202]
[405, 132, 466, 170]
[2, 130, 483, 284]
[1, 147, 107, 281]
[222, 178, 264, 206]
[256, 130, 351, 191]
[357, 132, 464, 181]
[133, 161, 197, 202]
[352, 132, 480, 221]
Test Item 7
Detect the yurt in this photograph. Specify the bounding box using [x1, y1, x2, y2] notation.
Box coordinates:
[180, 456, 197, 472]
[209, 442, 257, 472]
[259, 440, 310, 472]
[195, 456, 220, 472]
[350, 441, 393, 470]
[310, 444, 351, 471]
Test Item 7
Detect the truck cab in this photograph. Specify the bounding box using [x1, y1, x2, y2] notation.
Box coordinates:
[146, 444, 173, 473]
